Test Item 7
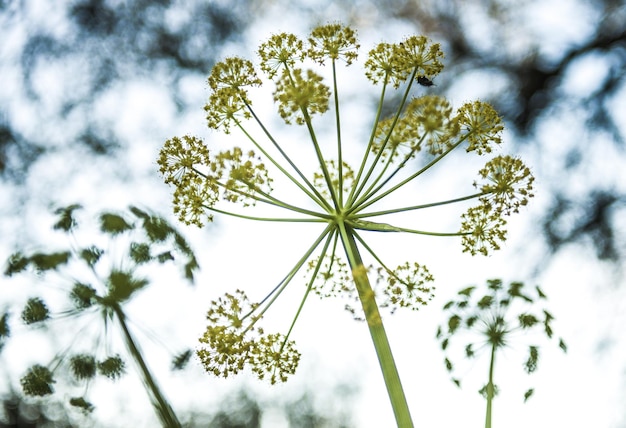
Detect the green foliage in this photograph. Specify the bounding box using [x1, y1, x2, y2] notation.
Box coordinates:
[4, 252, 29, 276]
[97, 355, 126, 380]
[105, 270, 149, 303]
[99, 213, 134, 235]
[21, 365, 55, 396]
[171, 350, 192, 370]
[21, 297, 50, 324]
[69, 396, 95, 413]
[80, 246, 103, 266]
[0, 312, 9, 352]
[31, 251, 72, 271]
[70, 354, 97, 380]
[53, 204, 82, 232]
[70, 282, 97, 309]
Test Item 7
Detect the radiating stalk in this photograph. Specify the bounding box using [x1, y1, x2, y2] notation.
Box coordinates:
[113, 304, 181, 428]
[337, 221, 414, 428]
[485, 343, 496, 428]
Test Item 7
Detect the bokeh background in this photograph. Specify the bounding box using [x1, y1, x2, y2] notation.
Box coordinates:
[1, 0, 625, 426]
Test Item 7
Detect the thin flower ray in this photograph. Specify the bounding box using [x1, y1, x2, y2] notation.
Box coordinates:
[239, 224, 335, 325]
[281, 230, 336, 348]
[238, 105, 332, 211]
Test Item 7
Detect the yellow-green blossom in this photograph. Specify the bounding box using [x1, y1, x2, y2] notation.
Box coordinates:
[475, 155, 535, 215]
[274, 68, 330, 125]
[307, 23, 359, 65]
[258, 32, 305, 78]
[460, 205, 507, 256]
[457, 100, 504, 154]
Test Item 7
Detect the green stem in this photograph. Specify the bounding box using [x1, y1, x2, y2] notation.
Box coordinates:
[355, 192, 484, 218]
[281, 229, 336, 351]
[349, 136, 465, 216]
[112, 304, 181, 428]
[347, 75, 389, 205]
[204, 205, 329, 223]
[485, 343, 496, 428]
[241, 224, 334, 325]
[348, 68, 418, 207]
[236, 114, 331, 211]
[337, 221, 414, 428]
[331, 60, 344, 206]
[302, 108, 341, 211]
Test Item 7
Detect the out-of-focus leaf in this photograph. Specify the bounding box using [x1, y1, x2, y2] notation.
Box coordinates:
[80, 246, 103, 266]
[70, 282, 98, 309]
[524, 346, 539, 373]
[99, 213, 133, 235]
[448, 314, 461, 334]
[519, 313, 539, 328]
[523, 388, 534, 402]
[535, 286, 547, 299]
[157, 251, 174, 263]
[105, 270, 149, 303]
[130, 206, 172, 242]
[70, 354, 97, 380]
[29, 251, 71, 271]
[477, 295, 493, 309]
[509, 281, 533, 303]
[458, 286, 475, 297]
[69, 396, 95, 413]
[172, 350, 192, 370]
[98, 355, 126, 380]
[184, 258, 199, 283]
[130, 242, 152, 264]
[466, 315, 478, 328]
[0, 312, 9, 337]
[21, 297, 49, 324]
[4, 252, 29, 276]
[53, 204, 82, 232]
[486, 279, 502, 291]
[21, 365, 55, 396]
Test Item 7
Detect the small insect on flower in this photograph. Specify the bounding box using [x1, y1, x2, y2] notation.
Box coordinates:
[417, 76, 435, 87]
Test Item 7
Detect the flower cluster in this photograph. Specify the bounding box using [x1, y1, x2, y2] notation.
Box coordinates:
[364, 36, 444, 88]
[308, 257, 435, 319]
[158, 136, 271, 226]
[197, 290, 300, 384]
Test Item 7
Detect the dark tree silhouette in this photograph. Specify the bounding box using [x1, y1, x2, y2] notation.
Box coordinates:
[1, 0, 248, 181]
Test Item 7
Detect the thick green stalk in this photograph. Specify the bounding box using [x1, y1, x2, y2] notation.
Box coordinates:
[485, 343, 496, 428]
[338, 221, 414, 428]
[112, 304, 181, 428]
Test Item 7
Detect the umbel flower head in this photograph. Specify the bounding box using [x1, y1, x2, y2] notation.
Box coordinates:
[158, 23, 534, 422]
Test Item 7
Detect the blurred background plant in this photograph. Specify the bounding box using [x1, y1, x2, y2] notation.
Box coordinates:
[436, 279, 567, 428]
[2, 205, 199, 427]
